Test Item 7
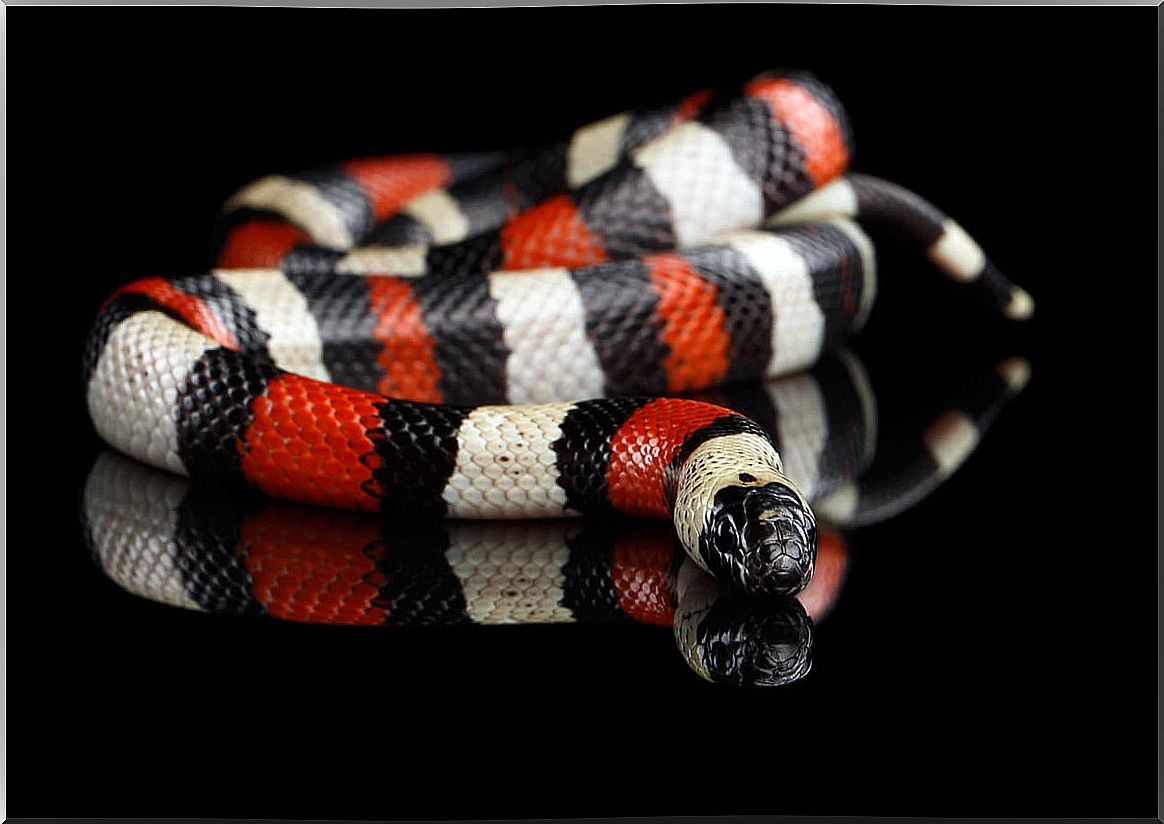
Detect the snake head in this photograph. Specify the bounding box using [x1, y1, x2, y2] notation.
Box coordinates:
[699, 480, 818, 597]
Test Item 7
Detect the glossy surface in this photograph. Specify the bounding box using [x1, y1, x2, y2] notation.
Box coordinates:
[8, 6, 1153, 820]
[82, 449, 842, 683]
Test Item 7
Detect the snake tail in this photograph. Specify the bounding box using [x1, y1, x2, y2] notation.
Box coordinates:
[772, 173, 1034, 320]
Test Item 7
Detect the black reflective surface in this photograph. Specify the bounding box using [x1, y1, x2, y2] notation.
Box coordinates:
[83, 449, 831, 686]
[8, 6, 1155, 819]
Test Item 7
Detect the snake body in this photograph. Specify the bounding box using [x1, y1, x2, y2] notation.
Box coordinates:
[83, 70, 1031, 597]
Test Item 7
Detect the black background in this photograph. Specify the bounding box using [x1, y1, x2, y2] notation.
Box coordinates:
[7, 6, 1158, 820]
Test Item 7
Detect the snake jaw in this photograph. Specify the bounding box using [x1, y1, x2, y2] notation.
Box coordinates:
[700, 481, 818, 597]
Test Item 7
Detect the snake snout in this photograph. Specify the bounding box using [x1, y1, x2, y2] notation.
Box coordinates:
[753, 508, 816, 594]
[701, 481, 818, 597]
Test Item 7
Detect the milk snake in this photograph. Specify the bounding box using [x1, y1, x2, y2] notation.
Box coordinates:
[83, 70, 1032, 598]
[83, 352, 1028, 686]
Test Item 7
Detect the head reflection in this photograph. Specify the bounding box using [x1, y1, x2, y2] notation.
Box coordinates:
[674, 561, 813, 687]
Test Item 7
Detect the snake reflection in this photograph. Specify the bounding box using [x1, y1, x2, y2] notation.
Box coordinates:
[82, 350, 1027, 686]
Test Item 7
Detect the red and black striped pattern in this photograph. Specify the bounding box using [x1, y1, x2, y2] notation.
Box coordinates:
[214, 72, 850, 279]
[100, 221, 874, 409]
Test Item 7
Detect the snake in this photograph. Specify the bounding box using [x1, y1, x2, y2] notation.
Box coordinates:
[83, 69, 1033, 598]
[83, 351, 1028, 687]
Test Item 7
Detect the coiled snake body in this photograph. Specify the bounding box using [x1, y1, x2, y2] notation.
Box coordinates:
[83, 71, 1031, 596]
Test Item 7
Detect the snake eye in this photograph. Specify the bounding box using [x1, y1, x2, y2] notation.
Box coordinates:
[715, 511, 742, 551]
[700, 481, 817, 596]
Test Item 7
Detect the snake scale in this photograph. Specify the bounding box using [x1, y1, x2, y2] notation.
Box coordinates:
[83, 70, 1032, 597]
